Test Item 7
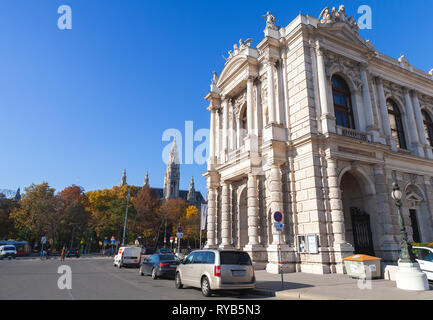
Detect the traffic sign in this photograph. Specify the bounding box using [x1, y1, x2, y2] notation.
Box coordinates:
[176, 233, 183, 239]
[274, 222, 283, 232]
[273, 211, 283, 223]
[177, 226, 183, 233]
[41, 236, 47, 244]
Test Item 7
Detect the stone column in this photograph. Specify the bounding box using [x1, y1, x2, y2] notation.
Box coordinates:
[266, 59, 276, 124]
[270, 165, 283, 244]
[326, 159, 346, 245]
[206, 187, 217, 247]
[220, 182, 232, 248]
[247, 77, 254, 135]
[315, 42, 335, 134]
[215, 111, 221, 162]
[229, 99, 235, 151]
[360, 65, 377, 139]
[376, 77, 396, 150]
[404, 88, 424, 157]
[209, 108, 216, 163]
[247, 174, 259, 246]
[222, 98, 228, 160]
[412, 91, 433, 159]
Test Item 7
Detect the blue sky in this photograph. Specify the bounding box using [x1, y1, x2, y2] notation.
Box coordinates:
[1, 0, 432, 196]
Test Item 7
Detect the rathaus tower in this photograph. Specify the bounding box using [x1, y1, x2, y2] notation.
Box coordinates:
[163, 138, 180, 199]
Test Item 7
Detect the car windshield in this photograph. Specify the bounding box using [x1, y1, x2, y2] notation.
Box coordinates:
[4, 246, 15, 251]
[220, 252, 252, 265]
[159, 254, 177, 261]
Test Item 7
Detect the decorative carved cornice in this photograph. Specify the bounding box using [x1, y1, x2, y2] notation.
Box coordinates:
[318, 5, 358, 33]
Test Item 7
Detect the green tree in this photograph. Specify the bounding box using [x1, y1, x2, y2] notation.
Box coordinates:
[10, 183, 59, 248]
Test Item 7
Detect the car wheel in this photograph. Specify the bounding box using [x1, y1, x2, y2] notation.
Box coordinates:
[201, 276, 212, 297]
[118, 262, 122, 269]
[139, 268, 144, 276]
[151, 268, 158, 280]
[175, 272, 183, 289]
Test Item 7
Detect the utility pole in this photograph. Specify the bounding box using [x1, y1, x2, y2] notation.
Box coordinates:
[122, 189, 131, 246]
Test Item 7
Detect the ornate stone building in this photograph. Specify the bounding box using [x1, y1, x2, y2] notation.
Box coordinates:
[203, 6, 433, 274]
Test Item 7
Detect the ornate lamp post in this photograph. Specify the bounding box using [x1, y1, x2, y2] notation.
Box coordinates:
[391, 182, 429, 291]
[122, 189, 131, 246]
[391, 182, 416, 263]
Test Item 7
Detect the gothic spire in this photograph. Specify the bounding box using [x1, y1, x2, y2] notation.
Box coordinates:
[14, 187, 21, 201]
[187, 176, 196, 202]
[163, 139, 180, 199]
[120, 169, 127, 186]
[143, 171, 149, 187]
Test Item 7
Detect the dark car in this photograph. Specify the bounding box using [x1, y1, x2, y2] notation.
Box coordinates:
[139, 254, 180, 279]
[157, 248, 173, 254]
[66, 248, 80, 258]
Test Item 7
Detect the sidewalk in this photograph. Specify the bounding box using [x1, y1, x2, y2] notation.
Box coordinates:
[253, 270, 433, 300]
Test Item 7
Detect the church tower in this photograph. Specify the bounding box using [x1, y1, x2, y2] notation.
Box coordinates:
[120, 169, 127, 186]
[143, 171, 149, 187]
[187, 176, 196, 202]
[163, 139, 180, 199]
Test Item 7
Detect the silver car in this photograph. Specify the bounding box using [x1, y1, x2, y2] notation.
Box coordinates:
[174, 249, 255, 297]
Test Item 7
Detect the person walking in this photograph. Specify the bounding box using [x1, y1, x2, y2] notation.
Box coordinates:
[61, 246, 66, 261]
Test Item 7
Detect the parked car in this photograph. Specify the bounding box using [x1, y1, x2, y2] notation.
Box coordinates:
[139, 254, 180, 279]
[175, 249, 255, 297]
[413, 246, 433, 280]
[114, 246, 142, 268]
[66, 248, 80, 258]
[142, 247, 156, 255]
[0, 245, 17, 260]
[157, 248, 173, 254]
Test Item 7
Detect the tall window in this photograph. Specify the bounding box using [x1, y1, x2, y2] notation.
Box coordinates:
[422, 110, 433, 147]
[332, 75, 355, 129]
[387, 99, 407, 149]
[241, 107, 247, 131]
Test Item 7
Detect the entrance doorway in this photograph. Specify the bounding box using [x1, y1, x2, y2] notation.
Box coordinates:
[350, 207, 375, 256]
[341, 171, 375, 256]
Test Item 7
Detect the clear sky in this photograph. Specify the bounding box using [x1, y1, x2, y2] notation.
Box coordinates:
[1, 0, 432, 196]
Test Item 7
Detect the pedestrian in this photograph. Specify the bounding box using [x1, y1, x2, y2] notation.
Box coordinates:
[61, 246, 65, 261]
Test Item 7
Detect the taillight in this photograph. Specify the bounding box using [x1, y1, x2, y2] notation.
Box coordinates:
[159, 262, 169, 267]
[214, 265, 221, 277]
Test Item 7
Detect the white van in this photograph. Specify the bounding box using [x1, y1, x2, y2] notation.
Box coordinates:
[114, 247, 142, 268]
[0, 245, 17, 260]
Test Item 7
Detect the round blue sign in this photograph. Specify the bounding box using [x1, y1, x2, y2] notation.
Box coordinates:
[177, 226, 183, 233]
[273, 211, 283, 222]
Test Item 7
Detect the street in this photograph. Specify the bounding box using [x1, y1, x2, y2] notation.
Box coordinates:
[0, 257, 274, 300]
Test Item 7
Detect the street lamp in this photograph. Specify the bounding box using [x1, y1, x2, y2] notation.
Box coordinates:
[122, 189, 131, 246]
[391, 182, 429, 291]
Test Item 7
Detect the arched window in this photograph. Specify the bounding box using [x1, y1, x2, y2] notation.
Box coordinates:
[332, 75, 355, 129]
[422, 110, 433, 147]
[387, 99, 407, 150]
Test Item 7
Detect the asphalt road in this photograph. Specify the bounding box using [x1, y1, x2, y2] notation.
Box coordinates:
[0, 257, 273, 300]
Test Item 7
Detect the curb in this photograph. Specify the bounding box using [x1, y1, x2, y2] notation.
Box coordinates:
[252, 287, 341, 300]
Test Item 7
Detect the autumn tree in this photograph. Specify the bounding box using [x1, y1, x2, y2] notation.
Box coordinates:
[0, 193, 18, 239]
[131, 186, 160, 245]
[10, 183, 58, 248]
[86, 185, 140, 245]
[57, 185, 90, 249]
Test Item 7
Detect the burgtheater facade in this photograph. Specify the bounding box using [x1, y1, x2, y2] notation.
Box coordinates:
[203, 6, 433, 274]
